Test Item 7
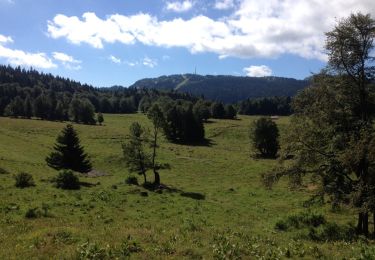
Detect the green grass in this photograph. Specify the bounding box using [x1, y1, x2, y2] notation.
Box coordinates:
[0, 114, 374, 259]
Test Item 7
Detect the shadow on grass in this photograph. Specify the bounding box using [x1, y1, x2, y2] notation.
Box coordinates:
[141, 182, 206, 200]
[79, 181, 98, 188]
[175, 138, 215, 147]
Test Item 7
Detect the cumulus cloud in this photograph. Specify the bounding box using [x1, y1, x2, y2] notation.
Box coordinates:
[109, 55, 121, 64]
[214, 0, 235, 10]
[166, 0, 194, 12]
[0, 34, 56, 69]
[52, 51, 81, 70]
[47, 0, 375, 61]
[243, 65, 272, 77]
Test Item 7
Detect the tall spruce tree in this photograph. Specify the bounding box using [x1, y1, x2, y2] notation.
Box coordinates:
[46, 124, 92, 173]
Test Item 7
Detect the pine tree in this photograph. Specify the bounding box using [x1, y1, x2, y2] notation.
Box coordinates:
[46, 124, 92, 173]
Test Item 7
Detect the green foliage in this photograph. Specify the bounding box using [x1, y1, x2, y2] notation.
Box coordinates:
[211, 102, 225, 119]
[0, 167, 9, 174]
[54, 170, 80, 190]
[307, 222, 357, 242]
[46, 124, 92, 173]
[97, 112, 104, 125]
[14, 172, 35, 188]
[122, 122, 151, 183]
[125, 176, 139, 185]
[161, 101, 205, 143]
[275, 211, 326, 231]
[250, 117, 279, 158]
[76, 241, 107, 259]
[193, 99, 210, 122]
[69, 98, 96, 125]
[238, 96, 292, 116]
[25, 208, 41, 219]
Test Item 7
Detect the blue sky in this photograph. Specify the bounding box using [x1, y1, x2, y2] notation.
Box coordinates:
[0, 0, 373, 87]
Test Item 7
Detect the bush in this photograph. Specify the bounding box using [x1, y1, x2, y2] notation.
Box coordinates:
[275, 211, 326, 231]
[125, 176, 139, 185]
[54, 170, 80, 190]
[25, 208, 41, 218]
[14, 172, 35, 188]
[250, 117, 279, 158]
[308, 222, 357, 242]
[0, 167, 9, 174]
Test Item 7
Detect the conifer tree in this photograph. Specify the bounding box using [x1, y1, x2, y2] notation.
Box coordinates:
[46, 124, 92, 173]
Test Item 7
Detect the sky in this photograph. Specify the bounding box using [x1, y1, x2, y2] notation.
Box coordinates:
[0, 0, 374, 87]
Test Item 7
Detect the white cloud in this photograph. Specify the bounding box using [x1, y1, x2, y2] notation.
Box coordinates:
[0, 34, 13, 44]
[214, 0, 234, 10]
[109, 55, 121, 64]
[166, 0, 194, 12]
[142, 57, 158, 68]
[122, 57, 158, 68]
[52, 51, 81, 70]
[243, 65, 272, 77]
[0, 34, 56, 69]
[47, 1, 375, 61]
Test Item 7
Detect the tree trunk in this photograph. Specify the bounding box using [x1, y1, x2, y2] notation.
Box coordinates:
[153, 170, 160, 186]
[357, 212, 363, 234]
[373, 211, 375, 235]
[357, 212, 370, 236]
[142, 172, 147, 184]
[364, 212, 369, 236]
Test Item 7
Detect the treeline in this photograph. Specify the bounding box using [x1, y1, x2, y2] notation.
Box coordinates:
[0, 65, 198, 124]
[141, 97, 237, 143]
[237, 96, 292, 116]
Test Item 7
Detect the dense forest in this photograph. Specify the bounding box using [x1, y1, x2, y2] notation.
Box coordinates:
[130, 74, 309, 103]
[0, 65, 199, 123]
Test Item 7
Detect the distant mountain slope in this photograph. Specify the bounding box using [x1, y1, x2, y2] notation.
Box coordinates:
[130, 74, 310, 103]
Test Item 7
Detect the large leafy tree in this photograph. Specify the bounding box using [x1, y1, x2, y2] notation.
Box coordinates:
[264, 13, 375, 236]
[46, 124, 92, 173]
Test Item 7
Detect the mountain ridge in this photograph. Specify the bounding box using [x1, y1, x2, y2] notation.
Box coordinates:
[130, 74, 310, 103]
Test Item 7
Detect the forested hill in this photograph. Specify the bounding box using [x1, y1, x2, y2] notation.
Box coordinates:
[0, 65, 197, 122]
[130, 74, 310, 103]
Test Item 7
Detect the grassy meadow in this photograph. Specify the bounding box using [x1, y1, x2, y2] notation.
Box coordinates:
[0, 114, 374, 259]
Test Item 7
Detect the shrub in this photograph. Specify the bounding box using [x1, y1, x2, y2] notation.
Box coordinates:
[308, 222, 357, 242]
[14, 172, 35, 188]
[250, 117, 279, 158]
[54, 170, 80, 190]
[25, 208, 41, 218]
[125, 176, 139, 186]
[118, 236, 142, 257]
[0, 167, 9, 174]
[77, 241, 107, 259]
[275, 211, 326, 231]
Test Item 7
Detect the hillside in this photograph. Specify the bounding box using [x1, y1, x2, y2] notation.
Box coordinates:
[0, 114, 369, 258]
[130, 74, 310, 103]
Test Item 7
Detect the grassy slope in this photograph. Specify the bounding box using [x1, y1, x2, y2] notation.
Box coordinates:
[0, 114, 372, 259]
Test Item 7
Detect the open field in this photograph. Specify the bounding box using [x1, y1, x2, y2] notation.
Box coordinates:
[0, 114, 374, 259]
